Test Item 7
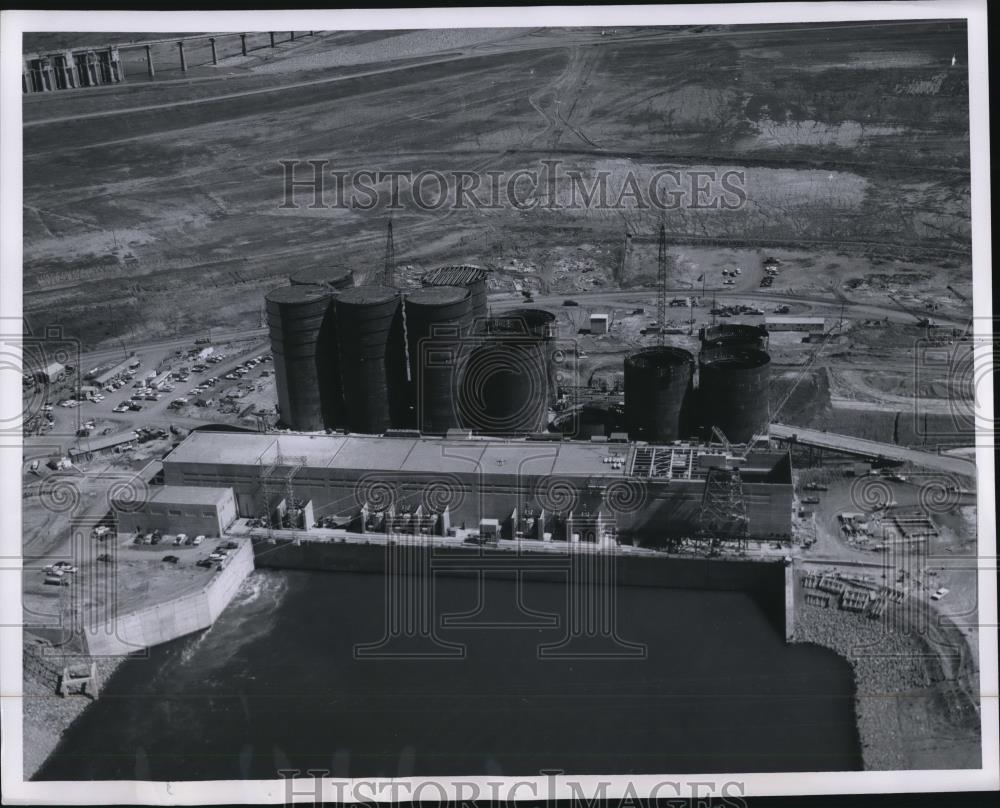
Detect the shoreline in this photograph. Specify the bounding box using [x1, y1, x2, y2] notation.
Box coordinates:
[26, 556, 980, 778]
[23, 650, 129, 781]
[793, 596, 981, 771]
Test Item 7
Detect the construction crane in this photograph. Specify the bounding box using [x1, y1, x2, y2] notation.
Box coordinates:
[696, 308, 851, 551]
[383, 218, 396, 287]
[656, 223, 668, 345]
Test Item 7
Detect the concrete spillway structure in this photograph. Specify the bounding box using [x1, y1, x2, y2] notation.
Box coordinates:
[289, 266, 355, 292]
[458, 309, 555, 435]
[624, 347, 695, 443]
[699, 347, 771, 444]
[334, 285, 406, 434]
[265, 283, 336, 431]
[404, 285, 474, 434]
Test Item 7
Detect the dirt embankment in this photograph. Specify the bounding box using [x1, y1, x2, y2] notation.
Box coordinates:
[795, 599, 981, 770]
[22, 641, 128, 780]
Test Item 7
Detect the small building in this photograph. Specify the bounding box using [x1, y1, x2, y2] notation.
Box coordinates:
[67, 431, 139, 462]
[590, 313, 610, 335]
[34, 361, 65, 384]
[113, 485, 238, 538]
[149, 370, 172, 389]
[765, 316, 825, 334]
[90, 358, 131, 386]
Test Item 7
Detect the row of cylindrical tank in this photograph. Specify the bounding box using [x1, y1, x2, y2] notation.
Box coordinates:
[266, 265, 557, 434]
[624, 343, 771, 445]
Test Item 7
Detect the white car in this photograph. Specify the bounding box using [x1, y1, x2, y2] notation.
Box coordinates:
[192, 535, 205, 546]
[931, 588, 950, 601]
[174, 534, 188, 546]
[46, 561, 77, 574]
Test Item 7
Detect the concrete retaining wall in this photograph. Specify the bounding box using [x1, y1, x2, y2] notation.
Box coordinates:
[251, 539, 788, 624]
[81, 541, 254, 656]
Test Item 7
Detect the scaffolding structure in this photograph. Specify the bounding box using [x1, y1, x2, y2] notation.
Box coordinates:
[257, 442, 306, 531]
[696, 466, 749, 553]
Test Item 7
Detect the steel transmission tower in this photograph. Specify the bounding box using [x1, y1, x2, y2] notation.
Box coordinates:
[383, 218, 396, 287]
[656, 223, 668, 345]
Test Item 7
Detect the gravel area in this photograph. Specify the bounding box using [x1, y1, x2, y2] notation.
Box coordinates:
[22, 653, 127, 780]
[795, 600, 981, 770]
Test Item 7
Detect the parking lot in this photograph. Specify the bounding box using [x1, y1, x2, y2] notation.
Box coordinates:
[24, 531, 249, 623]
[23, 335, 272, 451]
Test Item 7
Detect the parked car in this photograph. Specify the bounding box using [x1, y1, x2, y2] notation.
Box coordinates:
[174, 533, 188, 546]
[931, 588, 950, 601]
[162, 555, 179, 564]
[45, 561, 76, 572]
[196, 559, 213, 568]
[209, 551, 225, 561]
[45, 575, 71, 586]
[224, 541, 239, 550]
[192, 535, 204, 546]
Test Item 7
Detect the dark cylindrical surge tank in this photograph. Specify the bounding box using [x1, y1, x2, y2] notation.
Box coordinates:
[458, 308, 555, 434]
[422, 266, 489, 322]
[266, 283, 336, 432]
[466, 276, 488, 322]
[698, 347, 771, 444]
[289, 266, 355, 291]
[624, 347, 695, 443]
[458, 340, 550, 434]
[489, 308, 556, 339]
[404, 286, 474, 434]
[699, 323, 768, 351]
[335, 285, 406, 434]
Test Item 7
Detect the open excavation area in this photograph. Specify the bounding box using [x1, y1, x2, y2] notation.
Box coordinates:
[18, 17, 985, 787]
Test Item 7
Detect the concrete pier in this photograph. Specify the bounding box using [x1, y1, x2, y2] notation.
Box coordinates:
[785, 560, 796, 641]
[81, 540, 254, 656]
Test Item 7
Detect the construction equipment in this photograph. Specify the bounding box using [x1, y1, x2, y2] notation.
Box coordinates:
[697, 465, 749, 553]
[734, 305, 848, 459]
[257, 441, 306, 532]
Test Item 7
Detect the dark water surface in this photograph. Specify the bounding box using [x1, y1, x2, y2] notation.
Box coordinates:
[36, 570, 861, 779]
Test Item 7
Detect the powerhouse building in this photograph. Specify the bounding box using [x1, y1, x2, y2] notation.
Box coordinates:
[161, 431, 793, 542]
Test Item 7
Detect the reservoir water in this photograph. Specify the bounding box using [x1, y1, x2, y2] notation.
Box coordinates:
[36, 569, 861, 779]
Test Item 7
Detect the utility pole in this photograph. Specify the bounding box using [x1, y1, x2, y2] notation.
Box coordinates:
[383, 218, 396, 287]
[656, 223, 667, 346]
